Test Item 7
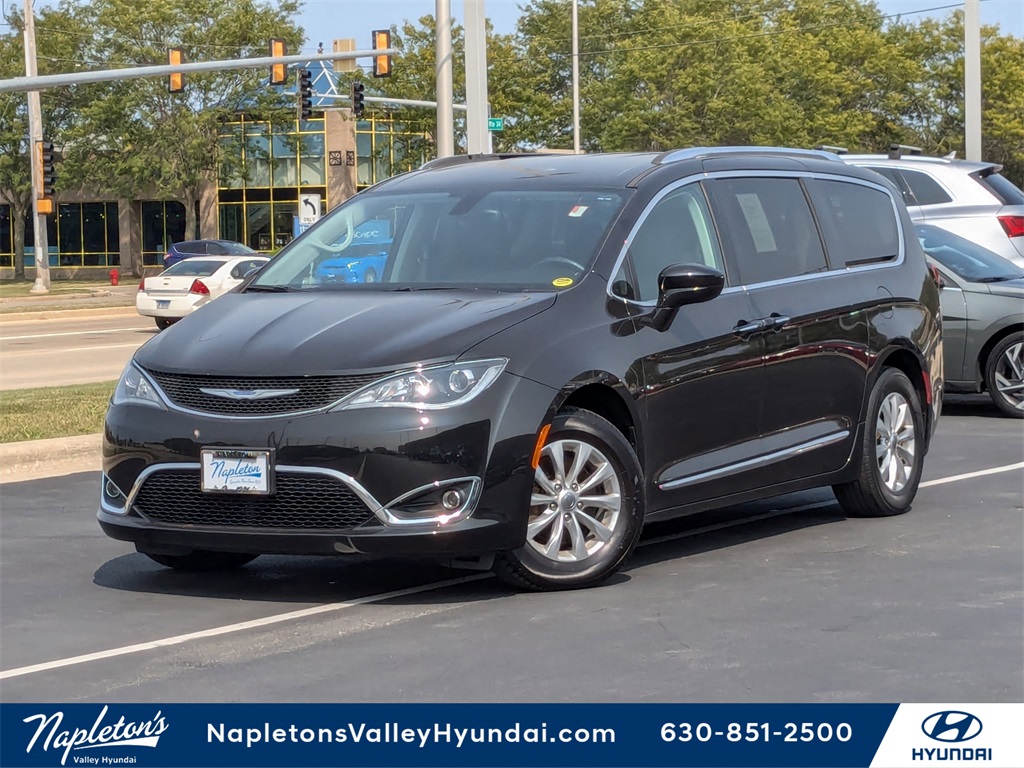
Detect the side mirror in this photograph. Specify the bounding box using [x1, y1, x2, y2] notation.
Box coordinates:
[658, 263, 725, 309]
[640, 263, 725, 332]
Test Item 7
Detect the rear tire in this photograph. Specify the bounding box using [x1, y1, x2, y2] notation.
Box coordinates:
[155, 317, 176, 331]
[833, 368, 924, 517]
[985, 331, 1024, 418]
[493, 408, 643, 591]
[142, 551, 258, 571]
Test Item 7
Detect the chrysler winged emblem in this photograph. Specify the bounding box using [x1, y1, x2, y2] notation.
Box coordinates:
[199, 388, 300, 400]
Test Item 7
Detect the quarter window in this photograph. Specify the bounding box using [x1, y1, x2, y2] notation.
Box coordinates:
[806, 180, 900, 266]
[706, 178, 827, 285]
[899, 169, 952, 205]
[613, 184, 722, 302]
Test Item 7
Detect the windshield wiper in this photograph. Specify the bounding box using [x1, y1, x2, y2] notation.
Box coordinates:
[975, 275, 1024, 283]
[245, 284, 299, 292]
[390, 285, 463, 291]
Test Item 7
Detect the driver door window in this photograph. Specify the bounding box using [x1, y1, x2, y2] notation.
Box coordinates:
[613, 184, 722, 302]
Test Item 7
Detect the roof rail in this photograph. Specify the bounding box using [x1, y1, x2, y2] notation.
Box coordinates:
[888, 143, 923, 160]
[814, 144, 848, 154]
[655, 146, 843, 165]
[419, 152, 550, 171]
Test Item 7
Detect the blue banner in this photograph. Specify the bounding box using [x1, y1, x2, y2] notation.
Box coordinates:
[0, 704, 902, 767]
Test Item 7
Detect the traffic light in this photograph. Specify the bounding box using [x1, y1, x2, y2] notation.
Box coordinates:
[351, 81, 365, 117]
[167, 47, 184, 93]
[36, 140, 56, 197]
[372, 29, 392, 78]
[269, 38, 287, 85]
[297, 68, 313, 121]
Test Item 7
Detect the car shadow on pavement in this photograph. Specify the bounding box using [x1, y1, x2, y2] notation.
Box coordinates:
[941, 394, 1013, 419]
[92, 491, 853, 605]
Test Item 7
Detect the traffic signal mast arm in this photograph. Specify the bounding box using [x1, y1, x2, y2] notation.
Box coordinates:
[0, 48, 397, 93]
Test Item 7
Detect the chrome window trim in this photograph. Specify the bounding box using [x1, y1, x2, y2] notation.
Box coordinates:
[606, 170, 906, 307]
[115, 462, 481, 528]
[657, 430, 850, 490]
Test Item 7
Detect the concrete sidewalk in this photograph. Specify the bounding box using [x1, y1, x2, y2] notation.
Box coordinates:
[1, 433, 102, 482]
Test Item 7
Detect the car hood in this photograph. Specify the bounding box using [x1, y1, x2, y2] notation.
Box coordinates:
[135, 290, 556, 375]
[985, 278, 1024, 298]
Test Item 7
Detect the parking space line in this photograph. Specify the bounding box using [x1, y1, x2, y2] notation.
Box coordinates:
[3, 343, 144, 356]
[0, 574, 491, 681]
[2, 460, 1020, 681]
[919, 461, 1024, 488]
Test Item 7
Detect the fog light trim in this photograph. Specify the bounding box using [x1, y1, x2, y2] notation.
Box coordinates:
[381, 477, 482, 526]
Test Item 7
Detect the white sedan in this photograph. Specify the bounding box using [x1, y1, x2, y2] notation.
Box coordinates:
[137, 255, 269, 330]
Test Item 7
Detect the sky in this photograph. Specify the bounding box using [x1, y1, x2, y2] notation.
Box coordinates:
[292, 0, 1024, 55]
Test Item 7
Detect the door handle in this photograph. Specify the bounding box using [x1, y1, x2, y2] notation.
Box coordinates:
[765, 313, 790, 331]
[733, 319, 767, 337]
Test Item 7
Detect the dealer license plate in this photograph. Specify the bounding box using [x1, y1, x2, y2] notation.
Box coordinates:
[201, 449, 271, 494]
[156, 300, 170, 309]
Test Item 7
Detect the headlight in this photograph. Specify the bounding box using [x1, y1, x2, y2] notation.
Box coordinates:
[335, 359, 507, 410]
[111, 362, 166, 410]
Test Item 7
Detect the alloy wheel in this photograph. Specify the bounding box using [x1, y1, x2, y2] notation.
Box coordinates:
[875, 391, 916, 493]
[993, 341, 1024, 413]
[527, 439, 622, 563]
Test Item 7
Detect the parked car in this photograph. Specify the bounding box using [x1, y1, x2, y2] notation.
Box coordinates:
[163, 239, 258, 268]
[837, 145, 1024, 267]
[137, 255, 269, 330]
[100, 147, 942, 591]
[916, 224, 1024, 417]
[313, 219, 392, 284]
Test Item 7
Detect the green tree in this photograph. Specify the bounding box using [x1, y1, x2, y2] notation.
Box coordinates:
[913, 13, 1024, 183]
[56, 0, 303, 272]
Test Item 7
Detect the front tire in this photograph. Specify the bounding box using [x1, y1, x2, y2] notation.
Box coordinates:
[142, 550, 258, 571]
[985, 331, 1024, 418]
[494, 408, 643, 591]
[363, 268, 377, 283]
[833, 368, 924, 517]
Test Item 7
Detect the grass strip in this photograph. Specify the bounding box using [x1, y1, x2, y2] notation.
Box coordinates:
[0, 381, 114, 443]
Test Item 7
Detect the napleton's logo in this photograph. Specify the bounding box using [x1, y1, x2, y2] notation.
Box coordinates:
[921, 711, 983, 743]
[23, 706, 168, 765]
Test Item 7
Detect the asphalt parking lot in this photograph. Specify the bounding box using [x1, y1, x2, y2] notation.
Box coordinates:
[1, 395, 1020, 704]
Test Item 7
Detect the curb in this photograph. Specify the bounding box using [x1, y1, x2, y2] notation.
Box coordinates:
[0, 305, 137, 323]
[0, 433, 102, 482]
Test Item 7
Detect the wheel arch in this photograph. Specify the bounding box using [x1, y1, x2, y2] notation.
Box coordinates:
[547, 373, 643, 468]
[871, 344, 931, 441]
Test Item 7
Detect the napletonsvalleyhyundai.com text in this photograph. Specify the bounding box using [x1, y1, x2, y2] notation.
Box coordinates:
[208, 722, 616, 749]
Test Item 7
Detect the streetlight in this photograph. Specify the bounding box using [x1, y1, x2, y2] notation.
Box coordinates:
[572, 0, 580, 154]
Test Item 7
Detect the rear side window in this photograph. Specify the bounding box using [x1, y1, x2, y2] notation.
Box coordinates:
[706, 178, 827, 285]
[863, 166, 912, 205]
[899, 170, 953, 205]
[806, 180, 900, 266]
[978, 172, 1024, 205]
[175, 241, 206, 254]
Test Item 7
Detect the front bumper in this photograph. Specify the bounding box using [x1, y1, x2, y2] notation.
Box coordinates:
[98, 372, 554, 558]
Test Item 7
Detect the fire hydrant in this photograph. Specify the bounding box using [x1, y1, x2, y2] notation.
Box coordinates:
[109, 268, 119, 286]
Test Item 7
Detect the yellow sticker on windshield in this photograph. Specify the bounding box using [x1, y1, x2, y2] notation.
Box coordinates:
[552, 277, 574, 287]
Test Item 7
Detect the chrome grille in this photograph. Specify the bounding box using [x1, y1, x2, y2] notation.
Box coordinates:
[132, 471, 379, 530]
[145, 370, 384, 415]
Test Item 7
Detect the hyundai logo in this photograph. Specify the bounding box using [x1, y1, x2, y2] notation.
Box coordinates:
[921, 711, 983, 743]
[199, 388, 300, 401]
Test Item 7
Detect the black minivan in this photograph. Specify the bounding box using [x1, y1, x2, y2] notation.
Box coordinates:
[99, 148, 943, 590]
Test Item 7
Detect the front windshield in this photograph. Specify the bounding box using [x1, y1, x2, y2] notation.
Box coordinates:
[251, 188, 626, 291]
[916, 225, 1024, 282]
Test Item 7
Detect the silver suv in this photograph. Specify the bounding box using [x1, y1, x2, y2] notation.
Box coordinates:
[836, 146, 1024, 267]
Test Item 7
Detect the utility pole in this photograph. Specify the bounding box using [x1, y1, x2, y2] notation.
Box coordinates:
[964, 0, 982, 161]
[464, 0, 490, 154]
[23, 0, 49, 292]
[571, 0, 580, 154]
[435, 0, 454, 158]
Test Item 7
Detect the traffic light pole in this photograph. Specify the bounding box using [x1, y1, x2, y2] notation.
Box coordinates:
[23, 0, 50, 292]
